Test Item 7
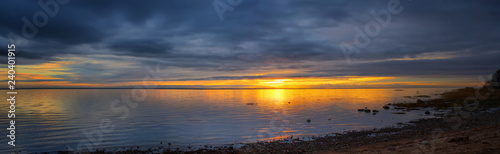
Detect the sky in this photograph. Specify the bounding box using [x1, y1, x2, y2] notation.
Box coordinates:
[1, 0, 499, 89]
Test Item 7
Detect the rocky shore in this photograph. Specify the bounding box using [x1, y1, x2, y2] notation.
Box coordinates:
[335, 123, 500, 153]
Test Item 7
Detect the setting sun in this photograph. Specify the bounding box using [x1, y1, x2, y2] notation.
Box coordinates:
[260, 79, 289, 88]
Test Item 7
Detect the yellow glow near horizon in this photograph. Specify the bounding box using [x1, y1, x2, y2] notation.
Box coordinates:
[4, 73, 476, 88]
[0, 58, 476, 88]
[260, 79, 289, 88]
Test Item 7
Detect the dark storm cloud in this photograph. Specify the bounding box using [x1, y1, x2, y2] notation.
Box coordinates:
[108, 39, 173, 57]
[317, 51, 500, 77]
[350, 0, 500, 61]
[0, 2, 105, 45]
[1, 0, 499, 84]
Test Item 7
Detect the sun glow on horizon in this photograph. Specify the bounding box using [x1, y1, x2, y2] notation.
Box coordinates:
[260, 79, 289, 88]
[0, 59, 477, 89]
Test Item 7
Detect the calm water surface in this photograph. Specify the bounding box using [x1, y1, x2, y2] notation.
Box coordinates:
[0, 88, 451, 152]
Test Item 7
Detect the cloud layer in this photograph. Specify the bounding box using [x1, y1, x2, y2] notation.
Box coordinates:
[1, 0, 499, 88]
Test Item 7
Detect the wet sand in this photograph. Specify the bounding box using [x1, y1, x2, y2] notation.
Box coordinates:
[234, 108, 500, 154]
[331, 123, 500, 154]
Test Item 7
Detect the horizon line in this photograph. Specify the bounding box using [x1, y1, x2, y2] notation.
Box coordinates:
[2, 87, 462, 90]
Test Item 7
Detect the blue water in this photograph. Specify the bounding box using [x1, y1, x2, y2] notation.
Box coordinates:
[0, 88, 450, 152]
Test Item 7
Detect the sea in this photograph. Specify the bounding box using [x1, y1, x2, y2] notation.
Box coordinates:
[0, 88, 452, 152]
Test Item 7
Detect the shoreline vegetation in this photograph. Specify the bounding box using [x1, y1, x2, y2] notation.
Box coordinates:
[60, 73, 499, 153]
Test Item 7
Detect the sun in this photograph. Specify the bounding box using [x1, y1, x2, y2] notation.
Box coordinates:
[260, 79, 288, 88]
